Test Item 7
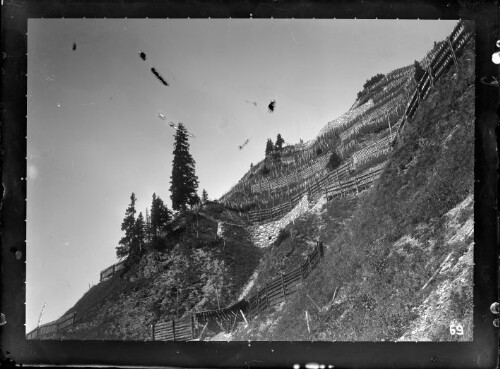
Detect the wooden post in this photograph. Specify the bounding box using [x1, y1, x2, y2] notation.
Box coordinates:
[447, 37, 459, 72]
[413, 76, 421, 104]
[305, 311, 311, 333]
[319, 242, 324, 258]
[256, 289, 260, 313]
[265, 283, 270, 311]
[427, 65, 434, 88]
[151, 324, 155, 341]
[240, 310, 249, 326]
[281, 274, 287, 302]
[191, 315, 195, 340]
[172, 320, 176, 341]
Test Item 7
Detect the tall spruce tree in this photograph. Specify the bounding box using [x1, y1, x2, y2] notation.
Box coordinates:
[134, 212, 146, 256]
[170, 123, 199, 211]
[275, 134, 285, 150]
[265, 138, 274, 156]
[145, 207, 151, 242]
[150, 193, 172, 237]
[116, 193, 137, 259]
[201, 189, 209, 203]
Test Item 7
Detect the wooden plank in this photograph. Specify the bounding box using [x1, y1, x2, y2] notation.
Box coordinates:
[281, 274, 287, 302]
[284, 277, 301, 290]
[267, 294, 286, 307]
[175, 327, 191, 337]
[266, 281, 284, 295]
[266, 277, 281, 290]
[175, 325, 192, 332]
[268, 295, 286, 306]
[283, 272, 302, 285]
[285, 267, 302, 279]
[155, 325, 174, 333]
[174, 333, 193, 341]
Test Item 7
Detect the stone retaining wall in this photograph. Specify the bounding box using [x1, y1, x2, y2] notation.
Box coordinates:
[248, 195, 310, 248]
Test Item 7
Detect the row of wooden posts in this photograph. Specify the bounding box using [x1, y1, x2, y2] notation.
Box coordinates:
[151, 242, 325, 341]
[243, 161, 384, 223]
[396, 21, 472, 141]
[26, 312, 76, 340]
[223, 22, 472, 215]
[99, 259, 126, 282]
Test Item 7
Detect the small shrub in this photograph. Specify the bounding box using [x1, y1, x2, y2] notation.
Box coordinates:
[260, 165, 270, 175]
[326, 152, 342, 171]
[275, 229, 290, 246]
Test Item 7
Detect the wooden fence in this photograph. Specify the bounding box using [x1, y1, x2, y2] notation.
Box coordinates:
[151, 242, 324, 341]
[247, 242, 324, 317]
[100, 260, 126, 282]
[396, 21, 472, 138]
[244, 161, 384, 223]
[222, 20, 472, 219]
[25, 312, 76, 340]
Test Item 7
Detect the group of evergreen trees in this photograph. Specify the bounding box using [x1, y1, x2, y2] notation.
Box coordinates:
[265, 134, 285, 156]
[357, 73, 385, 99]
[116, 123, 207, 261]
[116, 192, 173, 263]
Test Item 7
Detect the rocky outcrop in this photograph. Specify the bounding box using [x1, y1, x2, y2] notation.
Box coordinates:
[248, 195, 310, 248]
[398, 195, 474, 341]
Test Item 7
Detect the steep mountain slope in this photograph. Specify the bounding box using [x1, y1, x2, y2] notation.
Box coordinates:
[232, 32, 474, 341]
[30, 21, 474, 342]
[51, 203, 261, 340]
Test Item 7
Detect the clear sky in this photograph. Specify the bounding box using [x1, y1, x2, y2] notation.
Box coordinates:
[26, 18, 455, 332]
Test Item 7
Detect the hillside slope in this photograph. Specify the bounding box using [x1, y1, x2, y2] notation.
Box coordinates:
[30, 22, 474, 342]
[232, 34, 474, 341]
[52, 203, 261, 340]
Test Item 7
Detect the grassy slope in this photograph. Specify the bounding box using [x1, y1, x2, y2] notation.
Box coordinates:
[235, 39, 474, 341]
[56, 204, 261, 340]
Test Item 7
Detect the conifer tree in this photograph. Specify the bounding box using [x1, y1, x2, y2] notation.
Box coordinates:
[150, 193, 172, 237]
[116, 193, 137, 259]
[275, 134, 285, 150]
[414, 60, 425, 82]
[145, 207, 151, 242]
[265, 138, 274, 156]
[201, 189, 209, 203]
[170, 123, 199, 211]
[134, 212, 146, 256]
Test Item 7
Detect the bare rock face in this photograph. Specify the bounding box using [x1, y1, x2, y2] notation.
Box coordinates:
[249, 195, 310, 248]
[398, 195, 474, 341]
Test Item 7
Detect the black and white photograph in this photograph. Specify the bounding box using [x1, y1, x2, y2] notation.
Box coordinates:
[22, 17, 479, 344]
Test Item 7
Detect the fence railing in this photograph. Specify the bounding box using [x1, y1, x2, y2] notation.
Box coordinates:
[25, 312, 76, 340]
[151, 242, 324, 341]
[100, 260, 126, 282]
[242, 159, 383, 223]
[247, 241, 324, 317]
[397, 21, 472, 138]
